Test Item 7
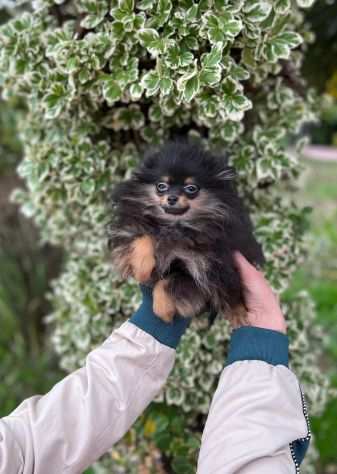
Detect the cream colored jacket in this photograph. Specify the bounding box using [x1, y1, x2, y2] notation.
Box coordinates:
[0, 295, 310, 474]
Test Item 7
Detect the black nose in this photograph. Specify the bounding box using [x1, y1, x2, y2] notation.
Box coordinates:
[168, 195, 178, 206]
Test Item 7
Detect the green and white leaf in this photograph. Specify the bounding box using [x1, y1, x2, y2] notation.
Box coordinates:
[243, 0, 272, 23]
[264, 31, 303, 62]
[274, 0, 291, 14]
[297, 0, 315, 7]
[200, 44, 223, 69]
[140, 70, 161, 96]
[129, 82, 143, 100]
[177, 72, 200, 102]
[137, 27, 162, 56]
[159, 77, 173, 95]
[102, 79, 122, 105]
[199, 66, 222, 86]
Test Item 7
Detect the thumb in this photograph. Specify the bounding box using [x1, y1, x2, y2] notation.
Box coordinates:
[233, 251, 258, 283]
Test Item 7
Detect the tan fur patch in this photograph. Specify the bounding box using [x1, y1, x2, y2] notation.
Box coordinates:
[153, 279, 176, 322]
[159, 195, 167, 206]
[130, 235, 156, 283]
[184, 177, 194, 184]
[231, 304, 248, 325]
[161, 194, 189, 207]
[178, 194, 188, 206]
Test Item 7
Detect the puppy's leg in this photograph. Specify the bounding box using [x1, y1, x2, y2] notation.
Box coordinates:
[221, 302, 248, 327]
[129, 235, 156, 283]
[231, 303, 248, 326]
[153, 279, 177, 322]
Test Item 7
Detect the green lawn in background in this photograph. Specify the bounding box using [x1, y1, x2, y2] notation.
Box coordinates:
[288, 159, 337, 472]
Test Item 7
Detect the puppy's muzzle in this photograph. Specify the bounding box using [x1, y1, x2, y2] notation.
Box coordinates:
[163, 206, 188, 215]
[162, 194, 189, 215]
[168, 195, 178, 206]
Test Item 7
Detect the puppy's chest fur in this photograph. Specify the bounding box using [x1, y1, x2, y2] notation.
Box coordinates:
[145, 221, 221, 288]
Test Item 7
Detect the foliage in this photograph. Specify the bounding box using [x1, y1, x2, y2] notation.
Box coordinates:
[0, 0, 331, 471]
[0, 97, 23, 173]
[302, 1, 337, 145]
[0, 174, 62, 417]
[317, 95, 337, 146]
[303, 0, 337, 93]
[0, 4, 62, 415]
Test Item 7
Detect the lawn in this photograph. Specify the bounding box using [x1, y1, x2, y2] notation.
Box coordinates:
[288, 158, 337, 473]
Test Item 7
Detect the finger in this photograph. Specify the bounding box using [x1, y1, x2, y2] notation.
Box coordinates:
[233, 251, 259, 281]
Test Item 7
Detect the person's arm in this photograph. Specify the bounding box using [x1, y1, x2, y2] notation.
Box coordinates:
[0, 284, 190, 474]
[197, 253, 311, 474]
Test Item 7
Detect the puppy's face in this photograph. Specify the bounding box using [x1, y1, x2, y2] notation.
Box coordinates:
[149, 175, 202, 219]
[133, 141, 236, 223]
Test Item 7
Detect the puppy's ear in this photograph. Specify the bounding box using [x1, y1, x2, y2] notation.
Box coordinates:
[138, 146, 160, 170]
[142, 152, 159, 170]
[132, 147, 159, 180]
[215, 166, 236, 181]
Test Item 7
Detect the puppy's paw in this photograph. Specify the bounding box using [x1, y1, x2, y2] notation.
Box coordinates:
[130, 235, 156, 283]
[133, 255, 156, 283]
[229, 303, 248, 326]
[153, 279, 176, 322]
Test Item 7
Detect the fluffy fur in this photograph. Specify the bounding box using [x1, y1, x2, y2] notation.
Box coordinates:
[107, 139, 265, 322]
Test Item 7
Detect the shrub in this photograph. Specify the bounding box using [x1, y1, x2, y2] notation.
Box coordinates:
[0, 0, 330, 472]
[0, 172, 62, 418]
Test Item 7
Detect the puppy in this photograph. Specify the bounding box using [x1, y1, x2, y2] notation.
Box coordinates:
[107, 139, 264, 322]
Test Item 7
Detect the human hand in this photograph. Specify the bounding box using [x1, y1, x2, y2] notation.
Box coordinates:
[233, 252, 287, 334]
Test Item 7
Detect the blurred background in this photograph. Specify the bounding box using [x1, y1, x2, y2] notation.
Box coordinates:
[0, 2, 336, 473]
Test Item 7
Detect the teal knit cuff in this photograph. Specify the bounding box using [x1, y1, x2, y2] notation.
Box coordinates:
[128, 284, 191, 349]
[227, 326, 289, 367]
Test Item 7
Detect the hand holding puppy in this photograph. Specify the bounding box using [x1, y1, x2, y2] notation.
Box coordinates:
[233, 252, 287, 334]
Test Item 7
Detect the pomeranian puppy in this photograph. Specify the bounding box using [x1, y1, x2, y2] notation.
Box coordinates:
[107, 139, 264, 322]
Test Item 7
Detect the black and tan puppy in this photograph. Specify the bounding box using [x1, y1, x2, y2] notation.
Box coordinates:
[107, 139, 264, 322]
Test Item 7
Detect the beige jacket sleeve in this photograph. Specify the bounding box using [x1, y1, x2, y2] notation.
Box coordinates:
[0, 289, 310, 474]
[197, 327, 311, 474]
[0, 321, 176, 474]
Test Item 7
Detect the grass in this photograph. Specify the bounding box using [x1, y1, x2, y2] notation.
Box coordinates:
[288, 159, 337, 472]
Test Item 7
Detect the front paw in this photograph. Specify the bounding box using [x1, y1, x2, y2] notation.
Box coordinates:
[153, 279, 176, 322]
[230, 303, 248, 326]
[130, 235, 156, 283]
[133, 255, 156, 283]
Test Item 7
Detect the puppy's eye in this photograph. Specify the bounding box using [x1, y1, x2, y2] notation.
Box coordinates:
[184, 184, 199, 195]
[156, 182, 169, 193]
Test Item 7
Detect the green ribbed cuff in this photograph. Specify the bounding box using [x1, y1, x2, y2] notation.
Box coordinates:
[227, 326, 289, 367]
[129, 284, 191, 349]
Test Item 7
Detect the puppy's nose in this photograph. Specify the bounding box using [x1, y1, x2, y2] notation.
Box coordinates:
[168, 195, 178, 206]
